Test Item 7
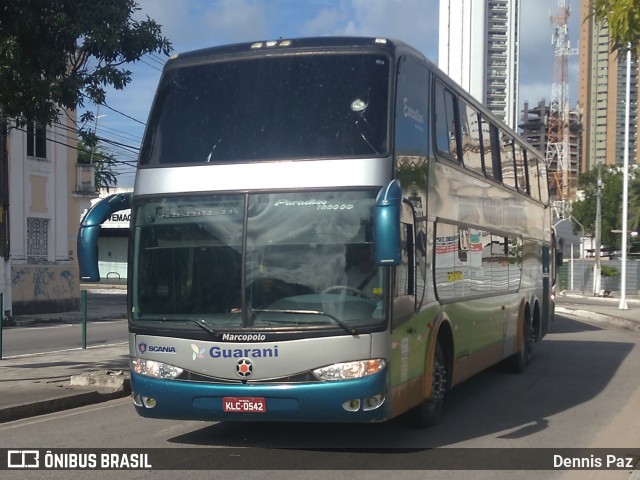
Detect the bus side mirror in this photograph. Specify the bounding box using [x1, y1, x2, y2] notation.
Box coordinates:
[77, 192, 131, 282]
[374, 180, 402, 266]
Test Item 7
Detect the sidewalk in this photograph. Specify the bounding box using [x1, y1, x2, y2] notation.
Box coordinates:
[0, 288, 639, 423]
[556, 291, 640, 332]
[0, 283, 130, 422]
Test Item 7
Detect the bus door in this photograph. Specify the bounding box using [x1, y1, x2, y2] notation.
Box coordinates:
[391, 200, 418, 328]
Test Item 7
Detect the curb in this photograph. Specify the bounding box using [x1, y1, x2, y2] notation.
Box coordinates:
[556, 307, 640, 333]
[0, 377, 131, 424]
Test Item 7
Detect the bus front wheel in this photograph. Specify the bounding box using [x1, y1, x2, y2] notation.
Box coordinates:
[414, 340, 448, 428]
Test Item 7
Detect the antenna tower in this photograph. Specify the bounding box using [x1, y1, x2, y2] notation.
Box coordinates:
[546, 0, 577, 218]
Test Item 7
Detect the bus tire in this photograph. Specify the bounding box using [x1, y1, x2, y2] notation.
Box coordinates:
[508, 316, 532, 373]
[414, 340, 448, 428]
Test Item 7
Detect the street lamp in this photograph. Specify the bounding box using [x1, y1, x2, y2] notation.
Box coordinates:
[618, 45, 632, 310]
[612, 230, 639, 253]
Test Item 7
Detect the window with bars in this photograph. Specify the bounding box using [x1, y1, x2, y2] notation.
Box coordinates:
[27, 217, 49, 261]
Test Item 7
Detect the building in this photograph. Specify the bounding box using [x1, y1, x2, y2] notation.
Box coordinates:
[438, 0, 521, 129]
[578, 0, 640, 171]
[0, 114, 94, 318]
[520, 100, 583, 198]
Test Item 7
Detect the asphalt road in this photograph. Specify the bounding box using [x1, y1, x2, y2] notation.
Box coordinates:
[1, 290, 128, 357]
[1, 319, 128, 357]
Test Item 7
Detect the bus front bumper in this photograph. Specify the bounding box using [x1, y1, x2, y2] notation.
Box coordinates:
[131, 368, 390, 423]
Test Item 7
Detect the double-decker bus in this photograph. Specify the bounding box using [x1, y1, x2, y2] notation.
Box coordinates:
[78, 37, 560, 427]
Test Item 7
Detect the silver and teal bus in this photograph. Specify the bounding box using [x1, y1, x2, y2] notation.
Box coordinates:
[78, 37, 559, 426]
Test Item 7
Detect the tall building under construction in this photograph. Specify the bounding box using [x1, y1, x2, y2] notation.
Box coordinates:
[519, 100, 582, 198]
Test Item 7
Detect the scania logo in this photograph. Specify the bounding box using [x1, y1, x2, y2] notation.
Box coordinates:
[138, 342, 176, 354]
[236, 358, 253, 377]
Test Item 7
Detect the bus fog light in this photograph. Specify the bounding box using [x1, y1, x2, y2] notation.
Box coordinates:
[342, 399, 361, 412]
[363, 394, 385, 411]
[142, 396, 157, 408]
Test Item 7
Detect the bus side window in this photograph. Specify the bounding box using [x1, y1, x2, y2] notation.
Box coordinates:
[538, 159, 550, 204]
[528, 153, 542, 201]
[501, 133, 516, 189]
[434, 79, 459, 162]
[514, 146, 529, 195]
[508, 236, 522, 292]
[434, 222, 457, 300]
[491, 235, 509, 293]
[481, 118, 503, 182]
[395, 56, 429, 158]
[459, 100, 483, 175]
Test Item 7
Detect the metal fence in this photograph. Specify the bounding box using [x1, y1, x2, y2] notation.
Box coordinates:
[557, 259, 640, 296]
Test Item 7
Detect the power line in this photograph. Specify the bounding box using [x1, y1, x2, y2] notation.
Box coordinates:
[96, 123, 143, 143]
[101, 103, 147, 126]
[13, 124, 138, 169]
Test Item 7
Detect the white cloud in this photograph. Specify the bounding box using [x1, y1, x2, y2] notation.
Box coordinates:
[321, 0, 439, 60]
[202, 0, 269, 44]
[348, 0, 437, 58]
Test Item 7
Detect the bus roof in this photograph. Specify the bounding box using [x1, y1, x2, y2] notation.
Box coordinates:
[166, 36, 427, 67]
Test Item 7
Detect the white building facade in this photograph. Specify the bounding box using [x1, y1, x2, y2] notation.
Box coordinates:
[0, 114, 93, 318]
[438, 0, 521, 129]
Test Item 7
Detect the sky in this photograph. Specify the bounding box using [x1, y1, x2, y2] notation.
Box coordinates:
[88, 0, 582, 187]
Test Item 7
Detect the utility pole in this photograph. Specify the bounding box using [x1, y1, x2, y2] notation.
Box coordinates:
[593, 163, 602, 296]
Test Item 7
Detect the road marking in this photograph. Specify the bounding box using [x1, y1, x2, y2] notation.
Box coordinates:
[16, 320, 127, 331]
[0, 397, 132, 432]
[1, 342, 128, 360]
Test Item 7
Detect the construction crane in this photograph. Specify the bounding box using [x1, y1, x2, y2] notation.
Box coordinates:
[546, 0, 577, 218]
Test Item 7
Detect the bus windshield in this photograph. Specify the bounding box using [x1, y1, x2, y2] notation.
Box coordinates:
[139, 53, 390, 165]
[131, 191, 383, 332]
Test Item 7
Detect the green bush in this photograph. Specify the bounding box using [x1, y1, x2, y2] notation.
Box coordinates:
[600, 265, 618, 278]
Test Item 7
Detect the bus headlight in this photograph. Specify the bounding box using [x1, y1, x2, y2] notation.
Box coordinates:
[131, 358, 183, 379]
[312, 359, 386, 381]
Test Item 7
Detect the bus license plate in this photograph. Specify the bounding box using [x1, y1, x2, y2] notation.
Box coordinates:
[223, 397, 266, 413]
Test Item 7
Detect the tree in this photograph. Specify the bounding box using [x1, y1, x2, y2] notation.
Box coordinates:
[0, 0, 172, 126]
[571, 166, 624, 250]
[590, 0, 640, 55]
[630, 170, 640, 233]
[77, 139, 118, 192]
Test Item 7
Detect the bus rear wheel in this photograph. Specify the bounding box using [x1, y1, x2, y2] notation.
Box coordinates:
[414, 340, 448, 428]
[508, 316, 533, 373]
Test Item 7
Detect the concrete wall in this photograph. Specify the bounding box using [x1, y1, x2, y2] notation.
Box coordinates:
[11, 264, 79, 314]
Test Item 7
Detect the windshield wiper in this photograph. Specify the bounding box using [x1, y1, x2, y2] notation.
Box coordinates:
[250, 308, 358, 335]
[137, 317, 218, 338]
[188, 319, 218, 337]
